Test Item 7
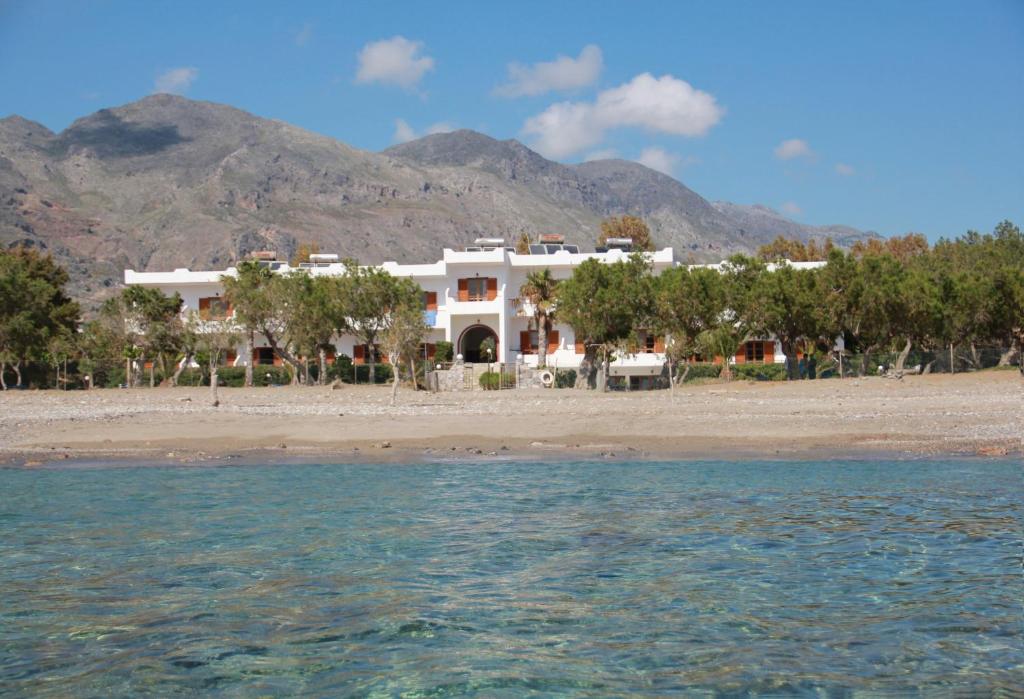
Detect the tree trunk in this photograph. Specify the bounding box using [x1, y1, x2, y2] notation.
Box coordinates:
[390, 356, 400, 406]
[126, 357, 132, 388]
[171, 352, 192, 387]
[408, 357, 417, 389]
[210, 366, 219, 407]
[13, 360, 22, 388]
[244, 332, 254, 387]
[0, 361, 7, 390]
[949, 343, 955, 374]
[149, 362, 155, 388]
[667, 356, 674, 402]
[678, 363, 692, 384]
[894, 338, 912, 372]
[782, 341, 799, 381]
[922, 359, 936, 374]
[574, 345, 598, 389]
[318, 347, 327, 386]
[600, 351, 611, 393]
[262, 328, 305, 384]
[968, 343, 981, 370]
[997, 341, 1019, 366]
[303, 358, 310, 386]
[537, 317, 548, 369]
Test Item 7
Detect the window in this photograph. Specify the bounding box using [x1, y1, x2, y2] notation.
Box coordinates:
[643, 333, 657, 353]
[199, 296, 231, 320]
[467, 278, 488, 301]
[745, 341, 765, 363]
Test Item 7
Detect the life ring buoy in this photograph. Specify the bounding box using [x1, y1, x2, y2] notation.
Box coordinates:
[539, 369, 554, 387]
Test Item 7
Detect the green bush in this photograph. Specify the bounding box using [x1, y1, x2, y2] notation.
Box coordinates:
[732, 362, 787, 381]
[554, 368, 577, 388]
[479, 371, 515, 390]
[434, 341, 454, 363]
[681, 363, 721, 382]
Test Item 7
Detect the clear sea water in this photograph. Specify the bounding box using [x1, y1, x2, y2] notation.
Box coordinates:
[1, 459, 1021, 698]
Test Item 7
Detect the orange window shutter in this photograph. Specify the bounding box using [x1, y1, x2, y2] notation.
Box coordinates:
[654, 336, 665, 353]
[486, 277, 498, 300]
[426, 343, 436, 359]
[735, 346, 746, 364]
[225, 350, 237, 365]
[763, 341, 775, 363]
[273, 353, 283, 366]
[547, 330, 560, 354]
[457, 279, 469, 302]
[198, 297, 211, 312]
[520, 331, 531, 352]
[425, 292, 437, 310]
[575, 340, 584, 354]
[353, 345, 365, 365]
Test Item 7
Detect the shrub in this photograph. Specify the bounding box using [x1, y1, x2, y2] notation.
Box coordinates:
[732, 362, 786, 382]
[681, 363, 721, 382]
[434, 341, 454, 363]
[554, 368, 577, 388]
[479, 371, 515, 390]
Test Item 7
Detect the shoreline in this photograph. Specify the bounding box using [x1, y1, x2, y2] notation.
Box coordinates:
[2, 372, 1020, 468]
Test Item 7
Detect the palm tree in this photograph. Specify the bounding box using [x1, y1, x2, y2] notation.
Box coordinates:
[519, 268, 558, 368]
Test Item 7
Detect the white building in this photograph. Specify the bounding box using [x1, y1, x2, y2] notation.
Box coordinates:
[124, 240, 822, 385]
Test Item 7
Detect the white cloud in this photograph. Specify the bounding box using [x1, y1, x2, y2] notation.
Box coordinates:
[835, 162, 855, 176]
[425, 122, 455, 135]
[355, 36, 434, 89]
[584, 148, 619, 162]
[295, 23, 313, 47]
[774, 138, 813, 160]
[153, 67, 198, 95]
[522, 72, 724, 159]
[636, 147, 678, 176]
[495, 44, 603, 97]
[392, 118, 456, 144]
[781, 201, 802, 216]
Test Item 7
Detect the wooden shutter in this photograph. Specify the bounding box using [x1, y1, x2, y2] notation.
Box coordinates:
[225, 350, 237, 366]
[575, 339, 584, 354]
[426, 343, 436, 359]
[273, 352, 283, 366]
[353, 344, 365, 365]
[457, 279, 469, 302]
[486, 277, 498, 300]
[654, 336, 665, 353]
[520, 331, 532, 353]
[763, 341, 775, 364]
[424, 291, 437, 310]
[198, 297, 211, 312]
[547, 330, 560, 354]
[735, 345, 747, 365]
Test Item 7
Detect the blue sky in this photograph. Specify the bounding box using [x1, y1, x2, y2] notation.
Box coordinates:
[1, 0, 1022, 239]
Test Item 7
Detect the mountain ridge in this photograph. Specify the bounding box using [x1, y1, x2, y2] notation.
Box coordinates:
[0, 95, 876, 306]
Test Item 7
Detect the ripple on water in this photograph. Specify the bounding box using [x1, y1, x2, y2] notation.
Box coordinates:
[0, 458, 1021, 697]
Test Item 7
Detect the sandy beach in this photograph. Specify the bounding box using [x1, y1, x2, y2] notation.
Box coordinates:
[1, 371, 1020, 466]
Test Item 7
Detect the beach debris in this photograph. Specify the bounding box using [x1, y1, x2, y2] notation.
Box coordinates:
[373, 441, 391, 449]
[179, 397, 192, 402]
[331, 379, 344, 390]
[278, 443, 287, 449]
[530, 441, 545, 447]
[977, 446, 1008, 457]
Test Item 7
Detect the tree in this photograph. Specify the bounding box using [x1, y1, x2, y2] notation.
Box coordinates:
[276, 272, 341, 385]
[517, 268, 559, 368]
[651, 265, 726, 395]
[747, 261, 826, 379]
[118, 286, 184, 387]
[290, 242, 321, 266]
[339, 263, 411, 384]
[558, 254, 654, 390]
[184, 311, 240, 406]
[598, 215, 655, 251]
[758, 236, 834, 262]
[515, 232, 531, 255]
[0, 248, 79, 389]
[850, 233, 929, 263]
[222, 260, 305, 384]
[380, 278, 429, 405]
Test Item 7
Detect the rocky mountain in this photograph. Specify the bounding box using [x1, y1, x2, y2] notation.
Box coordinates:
[0, 95, 875, 306]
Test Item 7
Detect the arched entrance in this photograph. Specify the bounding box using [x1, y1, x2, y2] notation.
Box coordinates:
[459, 325, 499, 363]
